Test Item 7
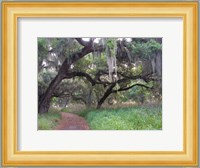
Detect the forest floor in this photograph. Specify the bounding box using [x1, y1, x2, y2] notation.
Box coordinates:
[54, 112, 90, 130]
[38, 103, 162, 130]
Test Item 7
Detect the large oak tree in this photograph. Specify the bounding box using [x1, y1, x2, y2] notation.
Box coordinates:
[38, 38, 162, 113]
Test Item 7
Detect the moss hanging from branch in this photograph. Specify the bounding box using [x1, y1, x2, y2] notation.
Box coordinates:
[91, 38, 104, 60]
[104, 38, 117, 81]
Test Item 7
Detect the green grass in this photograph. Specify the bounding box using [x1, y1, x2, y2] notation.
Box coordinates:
[38, 111, 61, 130]
[38, 105, 162, 130]
[84, 105, 162, 130]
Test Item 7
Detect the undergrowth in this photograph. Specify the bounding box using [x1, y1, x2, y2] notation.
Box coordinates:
[38, 110, 61, 130]
[38, 105, 162, 130]
[85, 105, 162, 130]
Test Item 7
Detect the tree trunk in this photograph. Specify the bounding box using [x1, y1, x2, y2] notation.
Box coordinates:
[96, 83, 116, 109]
[86, 87, 93, 108]
[38, 45, 93, 113]
[38, 74, 64, 113]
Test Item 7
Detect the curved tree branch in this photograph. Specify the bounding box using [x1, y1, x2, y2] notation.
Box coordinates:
[112, 83, 152, 93]
[75, 38, 91, 47]
[71, 94, 87, 105]
[65, 71, 96, 86]
[97, 83, 116, 109]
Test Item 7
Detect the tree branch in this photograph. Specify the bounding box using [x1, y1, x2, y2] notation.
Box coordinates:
[65, 71, 96, 86]
[112, 83, 152, 93]
[97, 83, 116, 109]
[75, 38, 91, 47]
[71, 94, 87, 105]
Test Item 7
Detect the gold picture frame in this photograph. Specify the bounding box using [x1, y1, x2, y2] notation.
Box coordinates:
[2, 2, 198, 166]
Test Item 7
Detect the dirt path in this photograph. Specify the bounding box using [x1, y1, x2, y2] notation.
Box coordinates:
[55, 112, 90, 130]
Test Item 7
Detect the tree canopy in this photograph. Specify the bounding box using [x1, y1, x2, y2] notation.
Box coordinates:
[38, 38, 162, 113]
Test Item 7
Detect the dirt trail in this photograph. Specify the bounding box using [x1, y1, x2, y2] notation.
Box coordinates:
[55, 112, 90, 130]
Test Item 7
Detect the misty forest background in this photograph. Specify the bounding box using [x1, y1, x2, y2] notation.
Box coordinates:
[38, 38, 162, 130]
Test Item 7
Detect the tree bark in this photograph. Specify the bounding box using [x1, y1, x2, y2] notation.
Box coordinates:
[96, 83, 116, 109]
[38, 44, 93, 113]
[38, 74, 64, 113]
[86, 87, 93, 108]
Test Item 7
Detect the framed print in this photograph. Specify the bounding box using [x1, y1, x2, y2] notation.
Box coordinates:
[2, 2, 198, 166]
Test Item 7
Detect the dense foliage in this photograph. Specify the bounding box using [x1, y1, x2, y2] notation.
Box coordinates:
[38, 38, 162, 112]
